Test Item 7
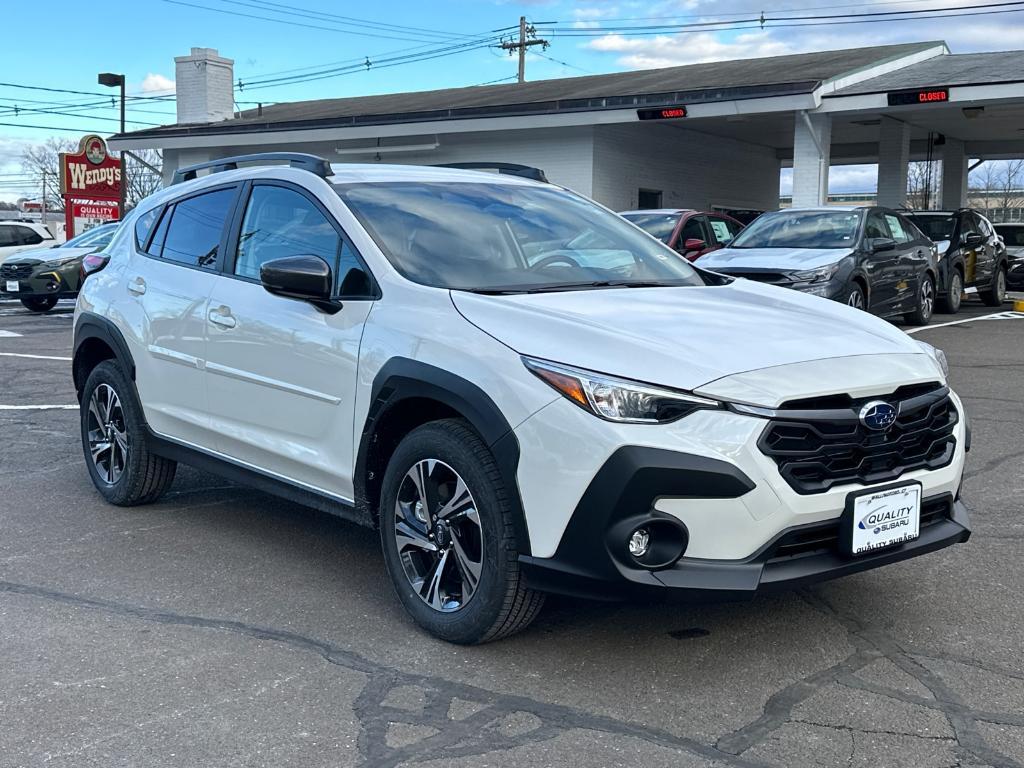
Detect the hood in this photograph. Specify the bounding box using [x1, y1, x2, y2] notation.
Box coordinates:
[1, 246, 93, 266]
[696, 247, 850, 272]
[451, 280, 924, 396]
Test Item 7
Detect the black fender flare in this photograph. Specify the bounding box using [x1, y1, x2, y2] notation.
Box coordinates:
[355, 357, 532, 555]
[72, 312, 139, 398]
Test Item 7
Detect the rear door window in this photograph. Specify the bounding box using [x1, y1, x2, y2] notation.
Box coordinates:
[159, 188, 236, 269]
[134, 208, 161, 250]
[678, 216, 707, 247]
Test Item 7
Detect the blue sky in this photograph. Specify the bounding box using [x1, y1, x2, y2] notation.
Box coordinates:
[1, 0, 1021, 201]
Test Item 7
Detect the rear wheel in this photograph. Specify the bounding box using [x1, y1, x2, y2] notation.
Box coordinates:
[20, 296, 58, 312]
[846, 283, 867, 311]
[80, 360, 177, 506]
[937, 269, 963, 314]
[980, 267, 1006, 307]
[379, 419, 544, 644]
[904, 274, 935, 326]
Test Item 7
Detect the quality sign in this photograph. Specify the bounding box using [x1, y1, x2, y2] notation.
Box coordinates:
[59, 134, 122, 199]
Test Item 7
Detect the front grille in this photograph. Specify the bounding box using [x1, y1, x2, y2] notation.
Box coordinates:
[0, 264, 33, 279]
[718, 270, 789, 284]
[767, 496, 952, 561]
[759, 385, 958, 494]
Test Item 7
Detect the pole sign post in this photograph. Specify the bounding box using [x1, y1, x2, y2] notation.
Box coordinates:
[59, 134, 123, 239]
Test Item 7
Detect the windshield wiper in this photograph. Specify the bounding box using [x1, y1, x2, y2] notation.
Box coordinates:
[461, 280, 686, 295]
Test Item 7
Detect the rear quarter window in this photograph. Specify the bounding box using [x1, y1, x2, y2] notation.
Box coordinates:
[134, 207, 161, 250]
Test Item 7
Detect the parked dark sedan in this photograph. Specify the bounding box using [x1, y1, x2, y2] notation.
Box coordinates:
[696, 207, 938, 325]
[905, 209, 1008, 313]
[619, 209, 745, 261]
[0, 222, 117, 311]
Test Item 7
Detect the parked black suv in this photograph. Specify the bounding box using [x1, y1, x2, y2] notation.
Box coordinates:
[905, 209, 1008, 313]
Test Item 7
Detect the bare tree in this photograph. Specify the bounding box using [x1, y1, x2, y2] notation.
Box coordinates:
[21, 136, 77, 210]
[124, 148, 163, 210]
[996, 159, 1024, 213]
[906, 161, 940, 209]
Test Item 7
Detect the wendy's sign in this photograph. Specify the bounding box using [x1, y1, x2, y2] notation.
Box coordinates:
[60, 134, 122, 199]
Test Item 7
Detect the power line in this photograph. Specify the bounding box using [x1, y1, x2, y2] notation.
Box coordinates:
[162, 0, 471, 43]
[543, 0, 1024, 34]
[563, 0, 954, 23]
[533, 51, 593, 75]
[209, 0, 478, 41]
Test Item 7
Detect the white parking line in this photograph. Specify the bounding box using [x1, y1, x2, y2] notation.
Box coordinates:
[906, 310, 1024, 334]
[0, 330, 23, 337]
[0, 352, 72, 361]
[0, 405, 78, 410]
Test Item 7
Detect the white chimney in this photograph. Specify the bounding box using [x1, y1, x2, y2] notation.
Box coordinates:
[174, 47, 235, 124]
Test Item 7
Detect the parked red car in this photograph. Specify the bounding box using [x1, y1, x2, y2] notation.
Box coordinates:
[619, 209, 745, 260]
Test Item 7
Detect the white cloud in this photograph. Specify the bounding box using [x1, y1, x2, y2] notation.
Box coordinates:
[140, 73, 175, 94]
[587, 30, 793, 68]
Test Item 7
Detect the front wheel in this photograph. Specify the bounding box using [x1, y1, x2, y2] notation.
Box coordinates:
[20, 296, 58, 312]
[846, 284, 867, 311]
[904, 274, 935, 326]
[937, 269, 963, 314]
[80, 360, 177, 506]
[980, 267, 1006, 307]
[379, 419, 544, 644]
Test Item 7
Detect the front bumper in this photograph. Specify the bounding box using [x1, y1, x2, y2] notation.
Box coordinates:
[0, 264, 80, 299]
[513, 387, 969, 601]
[1008, 256, 1024, 289]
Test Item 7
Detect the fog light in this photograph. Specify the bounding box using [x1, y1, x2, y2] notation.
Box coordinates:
[628, 528, 650, 558]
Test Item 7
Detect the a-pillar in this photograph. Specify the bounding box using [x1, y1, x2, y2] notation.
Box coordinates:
[791, 112, 832, 207]
[876, 116, 911, 208]
[940, 137, 968, 210]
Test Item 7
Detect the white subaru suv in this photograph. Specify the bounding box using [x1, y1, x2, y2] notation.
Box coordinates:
[73, 154, 971, 644]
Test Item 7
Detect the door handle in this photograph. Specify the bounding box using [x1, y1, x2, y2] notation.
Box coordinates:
[208, 306, 236, 329]
[127, 277, 146, 295]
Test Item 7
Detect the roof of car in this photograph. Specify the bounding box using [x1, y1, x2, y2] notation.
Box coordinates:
[134, 162, 550, 215]
[619, 209, 692, 215]
[781, 206, 865, 213]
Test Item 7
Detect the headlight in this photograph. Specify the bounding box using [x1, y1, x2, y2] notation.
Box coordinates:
[522, 357, 721, 423]
[792, 263, 840, 283]
[916, 340, 949, 378]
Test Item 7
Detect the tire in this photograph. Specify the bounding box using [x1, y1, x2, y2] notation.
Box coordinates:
[20, 296, 58, 312]
[845, 283, 867, 311]
[904, 274, 935, 326]
[937, 268, 963, 314]
[80, 360, 177, 506]
[378, 419, 544, 644]
[980, 266, 1007, 307]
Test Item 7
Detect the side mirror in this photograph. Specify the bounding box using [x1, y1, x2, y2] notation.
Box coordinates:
[260, 255, 339, 313]
[870, 237, 896, 253]
[682, 238, 706, 252]
[963, 232, 984, 248]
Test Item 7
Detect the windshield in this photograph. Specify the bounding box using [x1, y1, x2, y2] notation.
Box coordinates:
[995, 225, 1024, 247]
[730, 210, 862, 249]
[63, 224, 116, 249]
[620, 212, 680, 244]
[908, 215, 954, 243]
[335, 182, 706, 292]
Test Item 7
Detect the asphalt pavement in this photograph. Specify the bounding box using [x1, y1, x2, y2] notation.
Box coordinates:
[1, 296, 1022, 768]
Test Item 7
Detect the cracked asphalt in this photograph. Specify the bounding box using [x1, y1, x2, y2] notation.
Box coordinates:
[1, 296, 1022, 768]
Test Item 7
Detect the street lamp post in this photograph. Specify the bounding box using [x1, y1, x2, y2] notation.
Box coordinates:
[97, 72, 126, 219]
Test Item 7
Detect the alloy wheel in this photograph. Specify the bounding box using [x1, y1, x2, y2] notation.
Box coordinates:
[996, 270, 1006, 303]
[920, 278, 934, 319]
[950, 273, 963, 311]
[86, 383, 128, 485]
[393, 459, 484, 613]
[848, 289, 865, 309]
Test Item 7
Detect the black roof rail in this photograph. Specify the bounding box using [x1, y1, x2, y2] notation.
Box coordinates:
[433, 162, 548, 183]
[171, 152, 334, 185]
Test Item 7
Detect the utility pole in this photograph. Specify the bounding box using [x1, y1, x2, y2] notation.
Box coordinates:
[40, 170, 46, 229]
[98, 72, 127, 218]
[501, 16, 549, 83]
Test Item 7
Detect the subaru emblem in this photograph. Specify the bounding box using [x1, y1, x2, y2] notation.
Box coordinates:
[859, 400, 897, 431]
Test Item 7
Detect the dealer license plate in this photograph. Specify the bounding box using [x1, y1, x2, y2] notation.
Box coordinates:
[845, 483, 921, 556]
[5, 280, 18, 292]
